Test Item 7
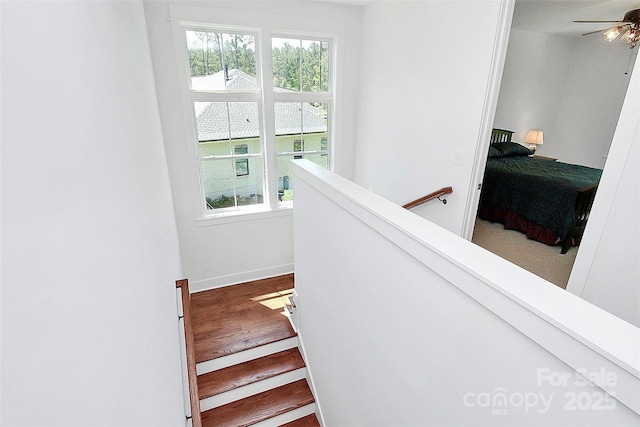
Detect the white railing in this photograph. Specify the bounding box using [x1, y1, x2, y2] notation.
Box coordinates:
[291, 159, 640, 426]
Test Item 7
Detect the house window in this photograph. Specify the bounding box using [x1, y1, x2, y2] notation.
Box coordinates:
[181, 27, 333, 214]
[234, 144, 249, 176]
[293, 139, 303, 159]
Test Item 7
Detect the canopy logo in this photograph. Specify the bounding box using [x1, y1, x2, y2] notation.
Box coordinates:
[462, 367, 617, 416]
[463, 388, 553, 415]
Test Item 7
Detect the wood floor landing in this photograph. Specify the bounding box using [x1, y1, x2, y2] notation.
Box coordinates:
[191, 274, 296, 363]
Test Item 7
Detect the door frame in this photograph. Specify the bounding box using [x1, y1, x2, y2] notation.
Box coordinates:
[461, 0, 515, 241]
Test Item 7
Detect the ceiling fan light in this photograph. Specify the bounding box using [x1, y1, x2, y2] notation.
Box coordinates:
[603, 26, 622, 42]
[630, 30, 640, 48]
[621, 28, 633, 43]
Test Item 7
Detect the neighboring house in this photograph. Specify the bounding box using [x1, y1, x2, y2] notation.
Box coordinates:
[194, 69, 328, 205]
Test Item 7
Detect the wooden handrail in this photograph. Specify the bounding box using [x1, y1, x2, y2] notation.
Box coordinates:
[402, 186, 453, 210]
[176, 279, 202, 427]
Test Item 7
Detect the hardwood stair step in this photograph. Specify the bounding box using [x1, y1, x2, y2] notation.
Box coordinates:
[197, 336, 298, 376]
[198, 347, 306, 399]
[280, 413, 321, 427]
[191, 275, 296, 363]
[200, 379, 314, 427]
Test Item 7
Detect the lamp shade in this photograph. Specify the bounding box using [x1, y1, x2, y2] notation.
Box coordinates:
[524, 130, 544, 145]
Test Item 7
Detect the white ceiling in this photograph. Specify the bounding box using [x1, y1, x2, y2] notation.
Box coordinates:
[512, 0, 640, 36]
[317, 0, 640, 38]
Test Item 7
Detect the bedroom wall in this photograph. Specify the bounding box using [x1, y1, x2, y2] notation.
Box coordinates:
[143, 0, 363, 291]
[492, 29, 572, 150]
[1, 1, 185, 425]
[353, 0, 503, 236]
[493, 28, 635, 168]
[552, 36, 636, 168]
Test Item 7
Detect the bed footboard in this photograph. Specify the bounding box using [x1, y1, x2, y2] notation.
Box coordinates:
[561, 183, 599, 254]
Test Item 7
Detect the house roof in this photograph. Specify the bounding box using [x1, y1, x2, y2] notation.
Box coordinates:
[194, 69, 327, 142]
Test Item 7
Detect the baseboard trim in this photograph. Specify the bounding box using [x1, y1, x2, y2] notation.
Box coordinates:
[297, 331, 326, 427]
[189, 264, 294, 293]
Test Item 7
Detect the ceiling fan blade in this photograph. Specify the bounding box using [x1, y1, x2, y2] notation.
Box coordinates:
[581, 28, 612, 36]
[573, 20, 626, 23]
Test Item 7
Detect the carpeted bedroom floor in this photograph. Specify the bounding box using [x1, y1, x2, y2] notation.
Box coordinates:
[471, 218, 578, 289]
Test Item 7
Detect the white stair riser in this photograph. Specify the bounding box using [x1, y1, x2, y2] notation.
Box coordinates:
[196, 337, 298, 375]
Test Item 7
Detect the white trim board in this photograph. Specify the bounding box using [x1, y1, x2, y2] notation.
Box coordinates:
[189, 264, 294, 294]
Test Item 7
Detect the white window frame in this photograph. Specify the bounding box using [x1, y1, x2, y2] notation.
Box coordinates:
[169, 5, 344, 225]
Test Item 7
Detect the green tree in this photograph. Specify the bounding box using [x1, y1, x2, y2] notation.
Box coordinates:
[188, 31, 256, 77]
[301, 41, 328, 92]
[273, 40, 328, 92]
[273, 42, 301, 90]
[223, 34, 256, 76]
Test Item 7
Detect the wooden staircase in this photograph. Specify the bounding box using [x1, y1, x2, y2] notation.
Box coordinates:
[178, 274, 320, 426]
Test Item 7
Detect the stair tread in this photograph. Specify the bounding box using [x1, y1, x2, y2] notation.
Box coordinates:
[198, 347, 305, 399]
[280, 413, 321, 427]
[191, 275, 296, 363]
[201, 379, 314, 427]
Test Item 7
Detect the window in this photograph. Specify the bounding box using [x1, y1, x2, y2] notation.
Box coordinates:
[187, 30, 262, 210]
[293, 139, 303, 159]
[273, 38, 330, 205]
[181, 27, 333, 215]
[234, 145, 249, 176]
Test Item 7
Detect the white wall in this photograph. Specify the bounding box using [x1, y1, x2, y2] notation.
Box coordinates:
[552, 36, 635, 168]
[292, 160, 640, 426]
[1, 1, 185, 425]
[353, 0, 503, 235]
[143, 0, 363, 290]
[493, 29, 572, 147]
[567, 52, 640, 327]
[494, 28, 634, 168]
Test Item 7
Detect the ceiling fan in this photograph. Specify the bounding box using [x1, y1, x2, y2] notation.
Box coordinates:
[574, 8, 640, 48]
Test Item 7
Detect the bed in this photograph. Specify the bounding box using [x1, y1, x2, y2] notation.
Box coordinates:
[478, 129, 602, 253]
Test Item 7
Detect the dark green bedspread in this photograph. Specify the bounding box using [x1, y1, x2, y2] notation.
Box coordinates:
[480, 156, 602, 240]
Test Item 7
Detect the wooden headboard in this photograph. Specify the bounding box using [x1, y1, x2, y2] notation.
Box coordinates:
[491, 129, 514, 143]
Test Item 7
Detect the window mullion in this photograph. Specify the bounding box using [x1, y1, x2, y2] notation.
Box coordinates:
[202, 153, 262, 160]
[260, 29, 278, 211]
[272, 92, 332, 102]
[191, 91, 261, 102]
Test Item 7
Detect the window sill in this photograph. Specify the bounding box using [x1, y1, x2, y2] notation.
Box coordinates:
[195, 205, 293, 227]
